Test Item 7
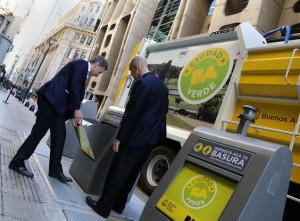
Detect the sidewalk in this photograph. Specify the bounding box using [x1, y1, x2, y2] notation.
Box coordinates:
[0, 89, 148, 221]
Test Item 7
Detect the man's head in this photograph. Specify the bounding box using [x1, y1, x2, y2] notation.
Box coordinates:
[129, 55, 149, 80]
[89, 56, 108, 77]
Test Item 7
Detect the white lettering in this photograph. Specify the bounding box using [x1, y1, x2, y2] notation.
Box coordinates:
[188, 87, 193, 95]
[186, 197, 205, 206]
[210, 150, 244, 167]
[210, 82, 216, 90]
[211, 150, 217, 156]
[203, 88, 209, 95]
[231, 157, 239, 164]
[237, 159, 244, 167]
[187, 86, 216, 98]
[191, 90, 197, 97]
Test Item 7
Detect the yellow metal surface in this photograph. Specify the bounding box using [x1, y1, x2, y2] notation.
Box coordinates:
[239, 48, 300, 98]
[114, 41, 142, 104]
[227, 99, 300, 184]
[75, 126, 95, 160]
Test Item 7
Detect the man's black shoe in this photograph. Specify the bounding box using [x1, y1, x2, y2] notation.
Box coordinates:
[86, 196, 98, 207]
[49, 173, 72, 183]
[113, 207, 124, 214]
[113, 208, 123, 214]
[86, 196, 109, 218]
[9, 163, 34, 178]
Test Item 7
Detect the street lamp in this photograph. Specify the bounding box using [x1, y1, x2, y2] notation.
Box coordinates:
[22, 37, 57, 102]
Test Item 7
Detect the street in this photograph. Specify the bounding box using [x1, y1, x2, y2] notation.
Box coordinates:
[0, 89, 147, 221]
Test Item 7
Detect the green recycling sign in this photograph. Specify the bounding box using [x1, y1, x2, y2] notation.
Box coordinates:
[156, 163, 237, 221]
[178, 48, 231, 104]
[183, 175, 217, 209]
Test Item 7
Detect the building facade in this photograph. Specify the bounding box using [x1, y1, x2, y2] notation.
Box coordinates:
[0, 5, 17, 64]
[88, 0, 159, 117]
[89, 0, 300, 117]
[16, 0, 105, 90]
[13, 0, 300, 107]
[0, 0, 38, 76]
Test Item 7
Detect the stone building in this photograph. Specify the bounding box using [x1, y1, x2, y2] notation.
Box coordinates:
[0, 5, 17, 64]
[0, 7, 14, 36]
[16, 0, 300, 110]
[89, 0, 300, 118]
[1, 0, 41, 76]
[18, 0, 104, 90]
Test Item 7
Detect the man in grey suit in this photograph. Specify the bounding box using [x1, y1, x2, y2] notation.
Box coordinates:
[9, 56, 108, 183]
[86, 55, 169, 218]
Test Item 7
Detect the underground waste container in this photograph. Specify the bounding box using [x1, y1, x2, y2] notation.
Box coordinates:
[69, 108, 123, 195]
[47, 99, 97, 159]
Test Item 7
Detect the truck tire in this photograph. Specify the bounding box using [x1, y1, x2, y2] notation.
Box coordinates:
[139, 145, 176, 195]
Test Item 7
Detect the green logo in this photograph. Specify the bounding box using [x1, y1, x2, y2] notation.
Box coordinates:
[178, 48, 230, 104]
[182, 175, 217, 209]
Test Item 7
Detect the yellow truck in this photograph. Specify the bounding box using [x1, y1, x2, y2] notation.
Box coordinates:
[109, 22, 299, 219]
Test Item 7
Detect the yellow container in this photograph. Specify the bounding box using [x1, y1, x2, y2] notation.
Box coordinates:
[239, 48, 300, 99]
[227, 99, 300, 184]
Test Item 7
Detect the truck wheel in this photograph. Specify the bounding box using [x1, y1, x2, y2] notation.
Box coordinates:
[139, 145, 176, 195]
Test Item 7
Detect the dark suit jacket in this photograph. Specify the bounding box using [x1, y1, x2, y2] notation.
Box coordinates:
[37, 59, 88, 118]
[116, 72, 168, 148]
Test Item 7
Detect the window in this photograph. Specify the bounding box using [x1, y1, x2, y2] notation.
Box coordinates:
[95, 6, 100, 13]
[225, 0, 249, 16]
[81, 51, 87, 59]
[89, 18, 95, 26]
[90, 6, 94, 12]
[291, 23, 300, 35]
[74, 50, 81, 59]
[67, 48, 75, 59]
[146, 0, 180, 42]
[208, 0, 216, 15]
[220, 23, 240, 30]
[91, 81, 97, 88]
[109, 24, 116, 30]
[104, 34, 112, 47]
[0, 15, 4, 26]
[82, 6, 85, 11]
[74, 33, 81, 43]
[86, 36, 93, 46]
[293, 1, 300, 13]
[77, 16, 81, 21]
[2, 21, 10, 34]
[80, 35, 87, 44]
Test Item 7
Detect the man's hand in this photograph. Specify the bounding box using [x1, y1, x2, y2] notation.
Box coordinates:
[112, 139, 120, 152]
[73, 109, 83, 126]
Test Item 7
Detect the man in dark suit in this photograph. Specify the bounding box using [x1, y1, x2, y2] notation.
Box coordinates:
[9, 56, 108, 183]
[86, 55, 169, 218]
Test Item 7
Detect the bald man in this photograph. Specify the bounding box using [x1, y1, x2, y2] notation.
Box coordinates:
[86, 56, 169, 218]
